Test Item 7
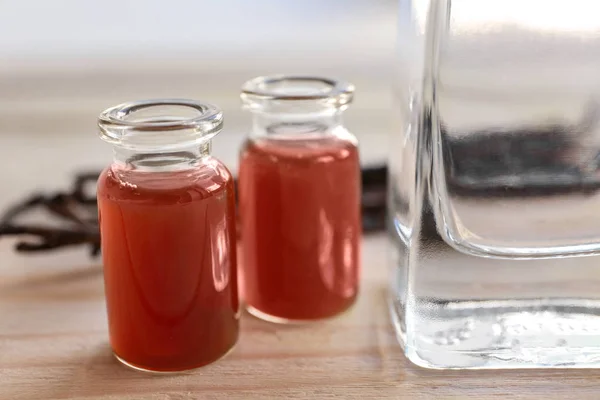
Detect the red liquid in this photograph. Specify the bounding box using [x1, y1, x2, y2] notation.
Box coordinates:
[238, 136, 361, 321]
[97, 158, 239, 372]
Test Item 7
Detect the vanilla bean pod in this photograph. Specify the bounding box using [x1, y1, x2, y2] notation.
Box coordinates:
[0, 166, 389, 256]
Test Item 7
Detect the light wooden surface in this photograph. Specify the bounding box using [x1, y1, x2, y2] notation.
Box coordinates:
[2, 62, 600, 399]
[1, 235, 600, 400]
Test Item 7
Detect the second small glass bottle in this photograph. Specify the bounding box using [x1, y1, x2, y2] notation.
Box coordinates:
[238, 75, 361, 323]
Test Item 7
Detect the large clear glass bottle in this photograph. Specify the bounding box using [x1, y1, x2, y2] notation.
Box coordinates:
[238, 76, 361, 323]
[97, 99, 239, 372]
[390, 0, 600, 368]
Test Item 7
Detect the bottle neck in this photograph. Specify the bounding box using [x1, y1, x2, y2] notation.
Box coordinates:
[112, 142, 211, 172]
[250, 111, 343, 138]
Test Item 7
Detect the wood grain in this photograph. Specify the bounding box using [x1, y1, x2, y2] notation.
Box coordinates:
[1, 67, 600, 399]
[1, 236, 600, 400]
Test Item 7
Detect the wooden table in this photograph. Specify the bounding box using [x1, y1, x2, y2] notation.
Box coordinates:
[1, 235, 600, 400]
[2, 61, 600, 399]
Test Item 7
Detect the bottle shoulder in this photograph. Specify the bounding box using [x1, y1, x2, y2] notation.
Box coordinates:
[98, 156, 234, 204]
[240, 133, 359, 165]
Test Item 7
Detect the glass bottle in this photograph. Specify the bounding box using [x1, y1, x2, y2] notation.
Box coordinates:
[238, 76, 361, 323]
[390, 0, 600, 369]
[97, 99, 239, 372]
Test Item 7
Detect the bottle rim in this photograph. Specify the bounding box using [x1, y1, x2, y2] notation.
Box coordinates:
[241, 75, 355, 113]
[98, 99, 223, 151]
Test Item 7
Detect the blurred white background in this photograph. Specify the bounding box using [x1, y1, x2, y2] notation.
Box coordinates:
[1, 0, 395, 62]
[0, 0, 396, 208]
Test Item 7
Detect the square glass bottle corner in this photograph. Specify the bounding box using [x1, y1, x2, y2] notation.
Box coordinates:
[389, 0, 600, 369]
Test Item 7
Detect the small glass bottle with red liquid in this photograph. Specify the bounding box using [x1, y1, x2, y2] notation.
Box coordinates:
[97, 99, 239, 372]
[238, 76, 361, 323]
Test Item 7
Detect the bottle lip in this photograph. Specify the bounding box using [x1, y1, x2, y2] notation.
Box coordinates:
[241, 75, 355, 113]
[98, 99, 223, 151]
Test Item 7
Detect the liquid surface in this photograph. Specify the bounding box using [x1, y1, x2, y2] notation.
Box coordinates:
[97, 158, 239, 371]
[238, 136, 361, 321]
